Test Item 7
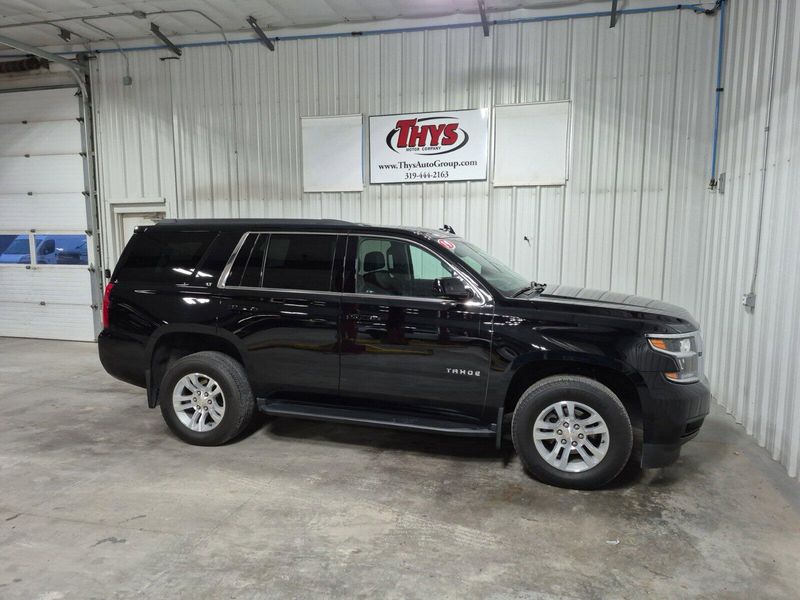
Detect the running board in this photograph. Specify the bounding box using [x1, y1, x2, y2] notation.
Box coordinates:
[259, 400, 496, 438]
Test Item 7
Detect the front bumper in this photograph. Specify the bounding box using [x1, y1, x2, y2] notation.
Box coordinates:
[639, 373, 711, 468]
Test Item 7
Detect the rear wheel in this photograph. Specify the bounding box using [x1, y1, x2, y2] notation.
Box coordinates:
[511, 375, 633, 489]
[158, 351, 254, 446]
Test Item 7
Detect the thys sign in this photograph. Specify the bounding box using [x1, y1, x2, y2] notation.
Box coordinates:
[369, 109, 489, 184]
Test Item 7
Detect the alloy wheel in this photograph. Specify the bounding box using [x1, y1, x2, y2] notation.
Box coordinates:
[532, 400, 610, 473]
[172, 372, 226, 432]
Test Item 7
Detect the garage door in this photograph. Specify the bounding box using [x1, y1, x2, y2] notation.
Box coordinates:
[0, 87, 96, 341]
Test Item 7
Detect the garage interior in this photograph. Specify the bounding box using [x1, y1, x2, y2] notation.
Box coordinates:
[1, 0, 799, 598]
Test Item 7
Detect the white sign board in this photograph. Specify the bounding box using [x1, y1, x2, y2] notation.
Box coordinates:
[493, 101, 571, 187]
[369, 108, 489, 184]
[301, 114, 364, 192]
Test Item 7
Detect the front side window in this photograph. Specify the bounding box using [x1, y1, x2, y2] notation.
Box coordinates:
[437, 238, 529, 297]
[355, 237, 456, 298]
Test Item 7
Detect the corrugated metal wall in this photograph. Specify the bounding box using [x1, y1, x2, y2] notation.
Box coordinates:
[92, 7, 717, 316]
[698, 0, 800, 481]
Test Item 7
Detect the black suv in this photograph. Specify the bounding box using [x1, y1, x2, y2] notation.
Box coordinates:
[99, 219, 710, 489]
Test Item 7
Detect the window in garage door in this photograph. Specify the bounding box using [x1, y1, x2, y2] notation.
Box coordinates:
[0, 234, 32, 264]
[0, 233, 88, 266]
[0, 87, 96, 342]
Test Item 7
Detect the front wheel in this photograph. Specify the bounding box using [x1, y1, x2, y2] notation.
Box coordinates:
[158, 351, 254, 446]
[511, 375, 633, 489]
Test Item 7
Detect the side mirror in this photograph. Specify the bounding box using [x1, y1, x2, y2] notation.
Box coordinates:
[434, 277, 471, 300]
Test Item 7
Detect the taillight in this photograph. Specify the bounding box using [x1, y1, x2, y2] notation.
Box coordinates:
[102, 282, 114, 329]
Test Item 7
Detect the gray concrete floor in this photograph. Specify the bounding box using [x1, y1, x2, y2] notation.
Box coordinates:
[0, 338, 799, 600]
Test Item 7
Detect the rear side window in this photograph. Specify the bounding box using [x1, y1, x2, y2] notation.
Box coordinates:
[116, 229, 217, 283]
[262, 234, 336, 291]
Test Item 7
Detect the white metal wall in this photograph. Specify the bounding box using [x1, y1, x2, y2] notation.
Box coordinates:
[698, 0, 800, 481]
[92, 7, 718, 317]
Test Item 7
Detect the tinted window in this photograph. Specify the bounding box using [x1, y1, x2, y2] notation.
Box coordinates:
[116, 229, 217, 283]
[262, 234, 336, 291]
[225, 233, 268, 287]
[355, 237, 455, 297]
[191, 232, 240, 283]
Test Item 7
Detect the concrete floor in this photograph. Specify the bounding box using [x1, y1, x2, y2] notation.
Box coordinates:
[0, 338, 799, 600]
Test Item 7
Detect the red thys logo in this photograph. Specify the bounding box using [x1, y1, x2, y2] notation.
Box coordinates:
[386, 116, 469, 155]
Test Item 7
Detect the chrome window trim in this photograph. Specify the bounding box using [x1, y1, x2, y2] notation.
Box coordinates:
[343, 292, 475, 307]
[217, 230, 493, 307]
[217, 232, 251, 289]
[215, 285, 342, 297]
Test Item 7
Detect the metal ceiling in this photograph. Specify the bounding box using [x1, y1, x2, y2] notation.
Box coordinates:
[0, 0, 615, 48]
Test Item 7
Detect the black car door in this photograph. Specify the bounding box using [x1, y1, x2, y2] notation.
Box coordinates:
[217, 232, 345, 399]
[338, 234, 493, 419]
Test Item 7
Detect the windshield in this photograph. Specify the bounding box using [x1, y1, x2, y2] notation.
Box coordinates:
[438, 238, 530, 296]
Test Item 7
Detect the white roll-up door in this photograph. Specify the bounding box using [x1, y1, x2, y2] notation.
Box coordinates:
[0, 87, 96, 341]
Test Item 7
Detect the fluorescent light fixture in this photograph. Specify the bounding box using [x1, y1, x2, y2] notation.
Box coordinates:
[246, 16, 275, 51]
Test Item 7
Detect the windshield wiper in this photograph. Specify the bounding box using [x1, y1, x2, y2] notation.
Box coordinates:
[513, 281, 547, 298]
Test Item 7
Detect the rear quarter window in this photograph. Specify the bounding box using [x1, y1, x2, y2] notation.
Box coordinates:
[115, 229, 217, 284]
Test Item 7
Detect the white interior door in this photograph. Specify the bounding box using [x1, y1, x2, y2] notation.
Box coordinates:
[0, 87, 95, 341]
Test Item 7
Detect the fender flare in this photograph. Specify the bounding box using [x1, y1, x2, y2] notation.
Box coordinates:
[491, 350, 647, 410]
[144, 324, 250, 407]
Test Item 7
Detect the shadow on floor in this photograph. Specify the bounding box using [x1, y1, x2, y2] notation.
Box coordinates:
[244, 413, 647, 489]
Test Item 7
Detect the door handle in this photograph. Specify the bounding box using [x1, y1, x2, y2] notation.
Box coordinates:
[231, 304, 259, 312]
[345, 313, 379, 321]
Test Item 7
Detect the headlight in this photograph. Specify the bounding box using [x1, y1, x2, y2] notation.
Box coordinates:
[647, 332, 704, 383]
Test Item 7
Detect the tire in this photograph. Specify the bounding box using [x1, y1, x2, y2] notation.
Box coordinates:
[511, 375, 633, 490]
[158, 351, 254, 446]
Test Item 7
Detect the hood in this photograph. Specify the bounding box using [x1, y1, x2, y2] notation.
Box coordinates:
[526, 284, 699, 331]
